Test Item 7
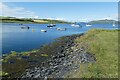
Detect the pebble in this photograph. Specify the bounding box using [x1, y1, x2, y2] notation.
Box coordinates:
[21, 34, 96, 78]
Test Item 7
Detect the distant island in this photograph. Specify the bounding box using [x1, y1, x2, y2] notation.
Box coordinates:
[0, 16, 72, 24]
[89, 19, 118, 24]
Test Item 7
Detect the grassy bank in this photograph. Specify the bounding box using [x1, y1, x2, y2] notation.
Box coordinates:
[70, 29, 118, 78]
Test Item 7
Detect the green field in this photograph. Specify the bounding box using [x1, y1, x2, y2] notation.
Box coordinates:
[70, 29, 119, 78]
[0, 16, 71, 24]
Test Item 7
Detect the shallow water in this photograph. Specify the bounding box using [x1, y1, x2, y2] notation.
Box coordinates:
[1, 23, 118, 54]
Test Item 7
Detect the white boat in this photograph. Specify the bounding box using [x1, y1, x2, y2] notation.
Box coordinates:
[86, 24, 92, 27]
[49, 24, 56, 26]
[57, 28, 67, 31]
[71, 24, 75, 26]
[41, 29, 47, 32]
[71, 24, 80, 27]
[112, 21, 115, 26]
[47, 24, 56, 27]
[74, 25, 80, 27]
[113, 24, 115, 26]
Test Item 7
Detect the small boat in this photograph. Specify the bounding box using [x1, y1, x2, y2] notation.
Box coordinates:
[21, 26, 26, 29]
[51, 24, 56, 26]
[74, 25, 80, 27]
[47, 24, 56, 27]
[57, 28, 67, 31]
[71, 24, 80, 27]
[41, 29, 47, 32]
[113, 24, 115, 26]
[71, 24, 75, 26]
[86, 24, 92, 27]
[112, 21, 115, 26]
[47, 25, 53, 27]
[21, 26, 30, 29]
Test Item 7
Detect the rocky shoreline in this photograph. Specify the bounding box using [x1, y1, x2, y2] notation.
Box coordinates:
[21, 34, 96, 78]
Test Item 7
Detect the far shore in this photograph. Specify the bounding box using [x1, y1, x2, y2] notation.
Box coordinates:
[0, 16, 118, 24]
[0, 17, 72, 24]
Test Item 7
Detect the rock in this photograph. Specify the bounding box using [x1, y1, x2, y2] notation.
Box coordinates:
[21, 34, 96, 78]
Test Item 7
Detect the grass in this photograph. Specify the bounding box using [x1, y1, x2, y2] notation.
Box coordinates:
[0, 71, 8, 76]
[33, 20, 48, 23]
[73, 29, 118, 78]
[2, 50, 41, 78]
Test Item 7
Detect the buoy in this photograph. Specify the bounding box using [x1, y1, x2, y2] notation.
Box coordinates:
[32, 29, 35, 32]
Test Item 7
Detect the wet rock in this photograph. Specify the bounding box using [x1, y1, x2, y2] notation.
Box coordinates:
[21, 34, 96, 78]
[9, 60, 15, 64]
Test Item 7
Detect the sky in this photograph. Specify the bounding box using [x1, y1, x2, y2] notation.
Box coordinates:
[0, 2, 118, 22]
[2, 0, 120, 2]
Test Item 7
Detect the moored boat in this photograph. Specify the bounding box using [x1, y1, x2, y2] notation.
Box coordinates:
[71, 24, 75, 26]
[113, 24, 115, 26]
[71, 24, 81, 27]
[47, 24, 56, 27]
[57, 28, 67, 31]
[41, 29, 47, 32]
[86, 24, 92, 27]
[21, 26, 30, 29]
[112, 21, 115, 26]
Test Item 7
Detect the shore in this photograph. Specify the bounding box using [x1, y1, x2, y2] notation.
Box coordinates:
[2, 29, 118, 78]
[0, 17, 72, 24]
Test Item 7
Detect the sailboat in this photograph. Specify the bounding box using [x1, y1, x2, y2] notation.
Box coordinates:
[86, 24, 92, 27]
[112, 21, 115, 26]
[41, 29, 47, 32]
[71, 24, 80, 27]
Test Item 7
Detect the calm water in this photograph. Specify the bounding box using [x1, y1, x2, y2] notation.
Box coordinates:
[1, 23, 118, 54]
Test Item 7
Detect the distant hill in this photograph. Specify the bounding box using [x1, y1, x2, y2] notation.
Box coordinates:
[89, 19, 118, 24]
[0, 16, 72, 24]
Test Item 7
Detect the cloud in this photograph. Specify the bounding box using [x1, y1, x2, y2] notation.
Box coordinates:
[112, 14, 118, 20]
[34, 16, 39, 19]
[102, 17, 112, 20]
[46, 17, 66, 21]
[100, 14, 118, 20]
[55, 18, 66, 21]
[0, 2, 38, 18]
[46, 18, 53, 20]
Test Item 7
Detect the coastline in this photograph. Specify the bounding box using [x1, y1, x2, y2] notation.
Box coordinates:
[0, 18, 72, 24]
[2, 29, 118, 78]
[0, 22, 71, 24]
[2, 33, 85, 78]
